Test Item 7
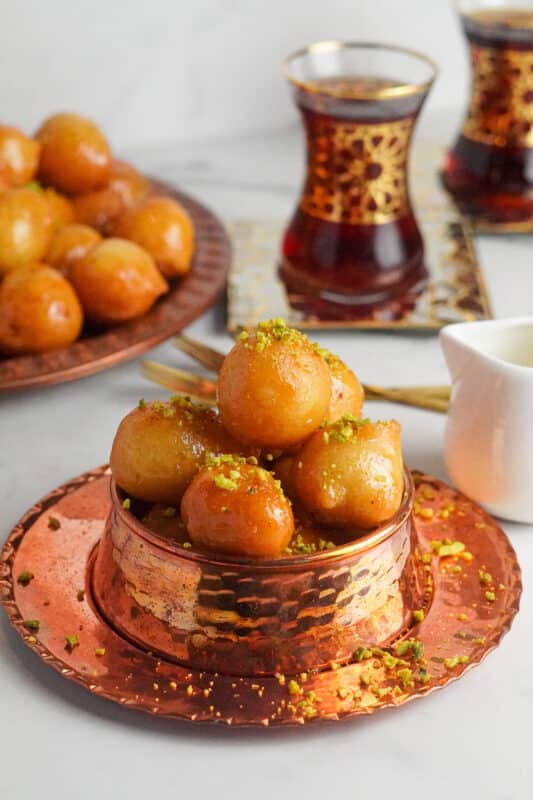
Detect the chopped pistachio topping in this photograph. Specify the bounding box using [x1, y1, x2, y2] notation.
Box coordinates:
[17, 570, 34, 587]
[382, 653, 399, 670]
[354, 646, 372, 662]
[438, 541, 465, 558]
[413, 609, 425, 623]
[397, 668, 414, 688]
[122, 498, 131, 510]
[186, 685, 194, 696]
[48, 516, 61, 530]
[163, 506, 177, 518]
[95, 647, 106, 657]
[138, 398, 146, 409]
[394, 641, 411, 657]
[288, 679, 302, 696]
[23, 619, 40, 632]
[65, 634, 79, 651]
[479, 570, 492, 585]
[239, 318, 311, 352]
[214, 474, 239, 491]
[285, 532, 336, 555]
[326, 415, 371, 444]
[485, 590, 496, 602]
[205, 453, 246, 468]
[412, 641, 424, 661]
[444, 656, 459, 669]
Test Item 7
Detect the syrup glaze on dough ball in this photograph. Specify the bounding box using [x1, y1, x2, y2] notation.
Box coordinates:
[36, 113, 111, 194]
[0, 187, 52, 274]
[110, 398, 246, 504]
[319, 350, 364, 423]
[72, 188, 124, 233]
[0, 264, 83, 354]
[114, 195, 194, 277]
[292, 417, 404, 530]
[71, 238, 168, 324]
[46, 223, 101, 278]
[108, 160, 150, 208]
[181, 456, 294, 558]
[72, 161, 151, 233]
[43, 187, 75, 231]
[0, 126, 40, 187]
[217, 319, 331, 449]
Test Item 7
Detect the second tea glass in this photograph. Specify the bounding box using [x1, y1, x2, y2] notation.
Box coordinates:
[281, 41, 436, 308]
[442, 0, 533, 230]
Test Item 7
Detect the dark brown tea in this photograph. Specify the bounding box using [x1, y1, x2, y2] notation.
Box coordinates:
[281, 75, 430, 306]
[442, 9, 533, 229]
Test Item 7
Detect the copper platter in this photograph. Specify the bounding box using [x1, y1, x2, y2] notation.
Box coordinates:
[0, 180, 231, 392]
[0, 466, 521, 727]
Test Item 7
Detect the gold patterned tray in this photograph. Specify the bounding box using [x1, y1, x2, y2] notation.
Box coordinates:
[227, 147, 493, 331]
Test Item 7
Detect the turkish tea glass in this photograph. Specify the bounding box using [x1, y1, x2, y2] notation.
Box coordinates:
[442, 0, 533, 230]
[281, 41, 436, 308]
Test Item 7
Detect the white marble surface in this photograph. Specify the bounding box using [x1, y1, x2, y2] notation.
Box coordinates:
[0, 124, 532, 800]
[1, 0, 468, 149]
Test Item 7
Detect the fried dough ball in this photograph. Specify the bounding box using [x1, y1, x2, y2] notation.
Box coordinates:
[0, 126, 40, 187]
[72, 187, 124, 233]
[70, 238, 168, 324]
[217, 319, 331, 449]
[114, 195, 194, 277]
[46, 223, 101, 277]
[0, 187, 51, 273]
[0, 264, 83, 354]
[72, 161, 150, 233]
[273, 454, 299, 503]
[110, 398, 245, 504]
[36, 113, 111, 194]
[181, 457, 294, 558]
[321, 351, 364, 423]
[108, 160, 150, 208]
[43, 187, 75, 231]
[292, 417, 404, 530]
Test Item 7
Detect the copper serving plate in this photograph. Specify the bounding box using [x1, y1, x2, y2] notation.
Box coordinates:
[0, 180, 230, 392]
[0, 466, 521, 726]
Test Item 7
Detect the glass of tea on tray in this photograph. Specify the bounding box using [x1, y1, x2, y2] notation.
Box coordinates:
[442, 1, 533, 231]
[281, 41, 437, 310]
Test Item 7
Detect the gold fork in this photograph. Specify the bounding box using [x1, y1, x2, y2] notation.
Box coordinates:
[141, 334, 450, 413]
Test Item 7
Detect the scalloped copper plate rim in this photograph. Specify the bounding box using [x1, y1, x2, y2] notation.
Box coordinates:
[0, 180, 231, 392]
[0, 466, 522, 727]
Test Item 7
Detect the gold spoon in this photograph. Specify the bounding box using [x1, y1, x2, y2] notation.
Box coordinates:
[142, 334, 450, 413]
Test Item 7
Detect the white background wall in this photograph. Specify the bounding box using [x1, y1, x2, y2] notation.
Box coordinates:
[0, 0, 469, 150]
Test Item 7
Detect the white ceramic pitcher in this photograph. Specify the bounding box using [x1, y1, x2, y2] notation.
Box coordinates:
[440, 317, 533, 524]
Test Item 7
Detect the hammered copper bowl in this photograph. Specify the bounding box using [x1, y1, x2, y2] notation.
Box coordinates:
[92, 469, 420, 677]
